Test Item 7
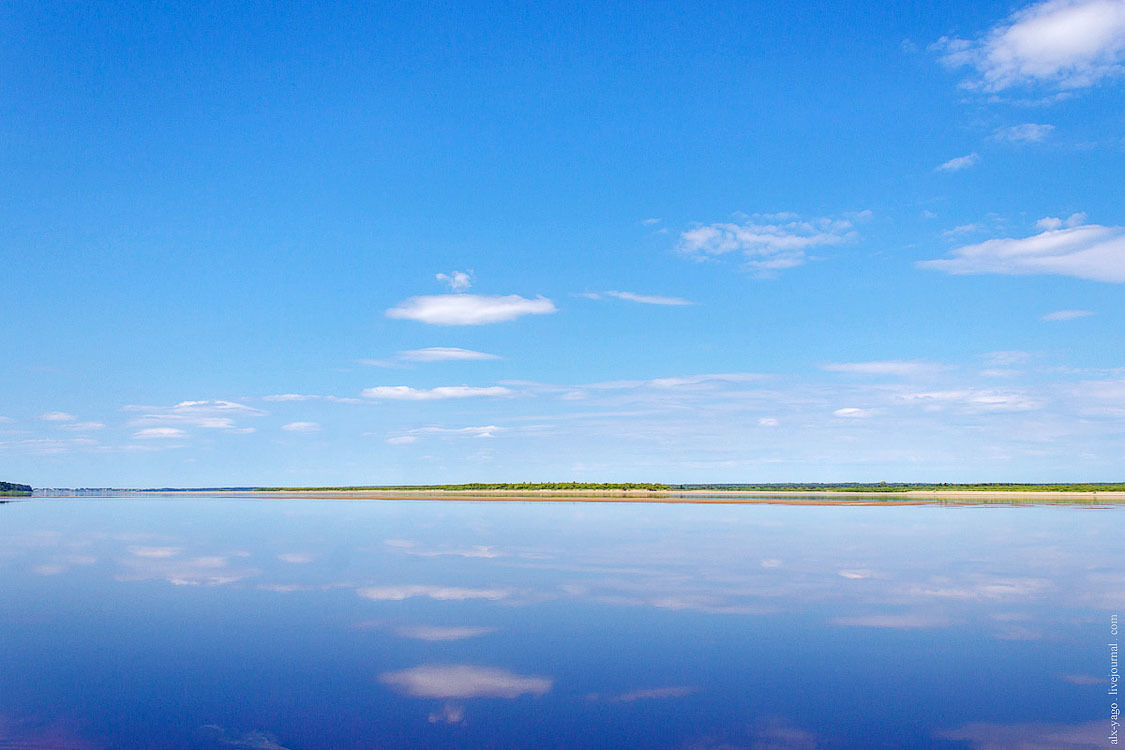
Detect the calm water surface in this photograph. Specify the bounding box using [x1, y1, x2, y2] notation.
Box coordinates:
[0, 497, 1119, 748]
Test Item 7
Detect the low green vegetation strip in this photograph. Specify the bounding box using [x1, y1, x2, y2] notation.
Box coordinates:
[0, 481, 33, 497]
[254, 482, 1125, 493]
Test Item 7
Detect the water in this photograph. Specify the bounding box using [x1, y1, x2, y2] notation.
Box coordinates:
[0, 497, 1119, 748]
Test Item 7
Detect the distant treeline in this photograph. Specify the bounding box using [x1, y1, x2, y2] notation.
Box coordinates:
[0, 481, 32, 496]
[256, 482, 671, 492]
[255, 482, 1125, 493]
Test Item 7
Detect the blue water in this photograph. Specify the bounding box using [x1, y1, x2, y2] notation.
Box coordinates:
[0, 497, 1118, 748]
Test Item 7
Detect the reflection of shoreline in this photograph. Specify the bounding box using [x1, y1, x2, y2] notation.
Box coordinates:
[27, 489, 1125, 505]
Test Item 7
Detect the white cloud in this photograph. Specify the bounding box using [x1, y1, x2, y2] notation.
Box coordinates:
[395, 625, 497, 641]
[281, 421, 321, 432]
[822, 360, 943, 376]
[277, 552, 313, 563]
[262, 394, 362, 403]
[833, 407, 878, 418]
[405, 425, 503, 439]
[133, 427, 187, 439]
[603, 291, 694, 306]
[39, 411, 76, 422]
[758, 417, 780, 427]
[361, 347, 502, 367]
[642, 218, 662, 225]
[678, 213, 861, 276]
[361, 385, 511, 401]
[919, 221, 1125, 282]
[936, 153, 980, 172]
[399, 347, 500, 362]
[832, 614, 953, 628]
[386, 294, 557, 325]
[898, 389, 1042, 411]
[994, 122, 1055, 142]
[357, 585, 509, 601]
[935, 0, 1125, 91]
[1036, 212, 1087, 230]
[435, 270, 472, 292]
[60, 421, 106, 431]
[128, 546, 182, 558]
[125, 400, 267, 430]
[387, 435, 419, 444]
[604, 686, 697, 702]
[378, 665, 552, 699]
[1043, 308, 1095, 320]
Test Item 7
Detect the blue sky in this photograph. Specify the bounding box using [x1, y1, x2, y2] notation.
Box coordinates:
[3, 0, 1123, 486]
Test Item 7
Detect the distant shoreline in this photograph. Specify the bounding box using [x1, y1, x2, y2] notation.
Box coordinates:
[25, 488, 1125, 504]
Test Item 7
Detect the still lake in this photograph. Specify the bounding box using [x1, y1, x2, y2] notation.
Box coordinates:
[0, 496, 1119, 749]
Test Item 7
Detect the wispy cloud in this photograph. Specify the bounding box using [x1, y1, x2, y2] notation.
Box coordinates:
[60, 421, 106, 431]
[395, 425, 503, 440]
[1043, 309, 1094, 320]
[386, 294, 557, 325]
[678, 212, 863, 276]
[357, 585, 510, 601]
[936, 153, 980, 172]
[124, 400, 266, 432]
[596, 291, 694, 306]
[833, 407, 878, 418]
[993, 122, 1055, 142]
[40, 411, 77, 422]
[262, 394, 362, 403]
[281, 421, 321, 432]
[919, 219, 1125, 282]
[934, 0, 1125, 92]
[361, 386, 512, 401]
[133, 427, 187, 440]
[395, 625, 497, 641]
[822, 360, 944, 377]
[360, 347, 502, 367]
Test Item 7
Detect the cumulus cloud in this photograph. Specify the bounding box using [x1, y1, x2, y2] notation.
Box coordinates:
[678, 213, 862, 276]
[435, 270, 472, 292]
[378, 665, 552, 699]
[386, 294, 557, 325]
[936, 153, 980, 172]
[361, 385, 511, 401]
[822, 360, 943, 376]
[281, 422, 321, 432]
[133, 427, 187, 440]
[395, 625, 497, 641]
[601, 291, 694, 306]
[40, 411, 77, 422]
[357, 585, 509, 601]
[934, 0, 1125, 91]
[1042, 308, 1094, 320]
[918, 220, 1125, 282]
[994, 123, 1055, 142]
